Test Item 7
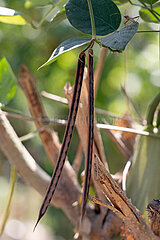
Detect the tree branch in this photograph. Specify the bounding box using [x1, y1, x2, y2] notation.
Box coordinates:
[93, 154, 159, 240]
[0, 110, 81, 225]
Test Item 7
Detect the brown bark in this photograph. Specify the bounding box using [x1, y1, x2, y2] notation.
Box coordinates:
[93, 154, 159, 240]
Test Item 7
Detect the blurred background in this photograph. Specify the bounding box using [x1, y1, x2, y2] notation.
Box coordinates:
[0, 0, 159, 239]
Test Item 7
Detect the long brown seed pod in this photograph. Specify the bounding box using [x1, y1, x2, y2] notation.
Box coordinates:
[81, 48, 94, 221]
[34, 52, 86, 229]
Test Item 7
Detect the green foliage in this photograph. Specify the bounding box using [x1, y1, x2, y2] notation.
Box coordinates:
[0, 7, 26, 25]
[140, 0, 159, 5]
[39, 37, 91, 68]
[50, 7, 66, 26]
[139, 5, 160, 23]
[39, 0, 140, 67]
[0, 57, 17, 106]
[65, 0, 121, 36]
[100, 22, 139, 51]
[114, 0, 128, 4]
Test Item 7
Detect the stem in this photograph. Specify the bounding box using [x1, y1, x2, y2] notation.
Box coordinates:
[31, 4, 55, 29]
[137, 30, 160, 33]
[97, 123, 160, 138]
[128, 0, 143, 8]
[138, 0, 160, 22]
[0, 167, 17, 236]
[87, 0, 96, 38]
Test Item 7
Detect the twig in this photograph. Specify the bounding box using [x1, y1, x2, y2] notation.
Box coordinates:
[0, 167, 16, 235]
[121, 86, 144, 124]
[41, 91, 68, 105]
[2, 110, 50, 123]
[137, 30, 160, 33]
[94, 48, 107, 96]
[97, 123, 160, 138]
[2, 109, 159, 139]
[19, 126, 47, 142]
[41, 90, 142, 122]
[138, 0, 160, 22]
[88, 195, 123, 218]
[93, 154, 159, 240]
[0, 110, 82, 225]
[102, 119, 132, 160]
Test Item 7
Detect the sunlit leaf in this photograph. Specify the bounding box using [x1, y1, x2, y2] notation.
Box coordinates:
[24, 0, 51, 8]
[0, 15, 26, 25]
[0, 7, 26, 25]
[139, 6, 160, 23]
[65, 0, 121, 36]
[54, 0, 68, 8]
[0, 57, 17, 106]
[0, 7, 18, 16]
[50, 7, 66, 24]
[114, 0, 128, 4]
[100, 22, 139, 51]
[39, 37, 91, 69]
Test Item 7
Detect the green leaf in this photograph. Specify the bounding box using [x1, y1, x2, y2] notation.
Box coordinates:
[65, 0, 121, 36]
[54, 0, 68, 8]
[0, 7, 26, 25]
[139, 0, 158, 5]
[139, 6, 160, 23]
[0, 58, 17, 106]
[100, 22, 139, 51]
[24, 0, 51, 8]
[50, 7, 66, 24]
[39, 37, 91, 69]
[114, 0, 128, 4]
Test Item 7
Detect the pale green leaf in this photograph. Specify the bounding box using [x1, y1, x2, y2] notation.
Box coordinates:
[39, 37, 91, 69]
[0, 7, 26, 25]
[0, 57, 17, 105]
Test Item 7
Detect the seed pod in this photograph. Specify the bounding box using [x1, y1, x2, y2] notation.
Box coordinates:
[34, 51, 86, 229]
[81, 48, 94, 221]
